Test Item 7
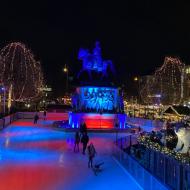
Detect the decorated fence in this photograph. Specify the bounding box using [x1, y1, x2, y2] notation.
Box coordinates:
[114, 136, 190, 190]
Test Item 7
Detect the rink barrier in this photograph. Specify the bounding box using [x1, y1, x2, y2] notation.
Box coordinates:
[16, 112, 68, 121]
[126, 117, 163, 132]
[114, 136, 190, 190]
[0, 113, 18, 129]
[113, 138, 169, 190]
[0, 112, 69, 130]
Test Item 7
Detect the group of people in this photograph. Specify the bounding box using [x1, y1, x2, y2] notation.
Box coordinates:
[74, 121, 97, 168]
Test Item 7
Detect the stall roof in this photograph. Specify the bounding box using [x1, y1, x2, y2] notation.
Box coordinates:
[164, 105, 190, 116]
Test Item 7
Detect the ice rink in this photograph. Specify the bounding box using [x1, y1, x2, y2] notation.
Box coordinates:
[0, 120, 142, 190]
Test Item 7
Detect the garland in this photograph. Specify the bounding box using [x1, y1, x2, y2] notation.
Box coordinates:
[138, 136, 190, 165]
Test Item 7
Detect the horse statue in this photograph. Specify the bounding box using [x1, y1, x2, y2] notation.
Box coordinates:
[77, 41, 115, 79]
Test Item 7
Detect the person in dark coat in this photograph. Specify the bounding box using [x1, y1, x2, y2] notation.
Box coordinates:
[79, 121, 87, 135]
[79, 122, 84, 135]
[34, 113, 39, 124]
[81, 132, 89, 155]
[74, 131, 80, 152]
[43, 110, 47, 120]
[83, 122, 87, 133]
[87, 143, 96, 168]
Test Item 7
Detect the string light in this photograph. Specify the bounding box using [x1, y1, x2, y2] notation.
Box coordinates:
[0, 42, 44, 102]
[140, 56, 184, 105]
[138, 135, 190, 165]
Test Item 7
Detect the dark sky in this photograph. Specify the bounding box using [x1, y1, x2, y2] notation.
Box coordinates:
[1, 1, 190, 96]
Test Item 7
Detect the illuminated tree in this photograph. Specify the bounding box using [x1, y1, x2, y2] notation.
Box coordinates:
[0, 42, 44, 102]
[140, 75, 159, 104]
[155, 57, 184, 105]
[140, 57, 184, 105]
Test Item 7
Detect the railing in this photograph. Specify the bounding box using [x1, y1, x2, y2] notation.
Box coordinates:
[16, 112, 68, 120]
[116, 135, 138, 148]
[126, 117, 164, 132]
[113, 146, 169, 190]
[114, 136, 190, 190]
[0, 113, 18, 129]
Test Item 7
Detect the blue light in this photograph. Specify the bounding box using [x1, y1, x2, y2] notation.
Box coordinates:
[77, 41, 115, 79]
[78, 86, 118, 112]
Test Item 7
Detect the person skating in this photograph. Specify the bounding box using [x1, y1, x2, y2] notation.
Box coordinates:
[83, 122, 87, 134]
[79, 122, 84, 135]
[81, 132, 89, 155]
[79, 121, 87, 135]
[43, 110, 47, 120]
[87, 143, 96, 168]
[74, 131, 80, 152]
[33, 112, 39, 124]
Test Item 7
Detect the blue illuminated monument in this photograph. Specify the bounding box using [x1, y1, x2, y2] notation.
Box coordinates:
[77, 41, 115, 80]
[70, 42, 125, 129]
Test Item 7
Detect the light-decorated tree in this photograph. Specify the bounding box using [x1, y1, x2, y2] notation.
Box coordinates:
[140, 56, 184, 105]
[0, 42, 44, 105]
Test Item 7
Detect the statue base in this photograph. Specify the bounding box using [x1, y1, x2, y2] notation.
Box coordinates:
[69, 112, 126, 129]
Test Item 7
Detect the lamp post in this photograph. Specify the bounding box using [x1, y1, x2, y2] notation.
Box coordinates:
[63, 64, 69, 94]
[134, 76, 140, 117]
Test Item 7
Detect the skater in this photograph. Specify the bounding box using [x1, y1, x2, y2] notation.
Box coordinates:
[80, 120, 87, 135]
[34, 112, 39, 124]
[74, 131, 80, 152]
[87, 143, 96, 168]
[79, 122, 84, 135]
[81, 132, 89, 155]
[43, 110, 47, 120]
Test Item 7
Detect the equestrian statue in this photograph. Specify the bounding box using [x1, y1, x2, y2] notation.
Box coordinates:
[77, 41, 115, 79]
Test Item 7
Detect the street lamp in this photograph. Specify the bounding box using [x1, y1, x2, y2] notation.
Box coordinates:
[134, 76, 138, 82]
[63, 64, 69, 94]
[133, 76, 140, 117]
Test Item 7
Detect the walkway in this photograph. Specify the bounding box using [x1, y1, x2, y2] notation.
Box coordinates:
[0, 120, 142, 190]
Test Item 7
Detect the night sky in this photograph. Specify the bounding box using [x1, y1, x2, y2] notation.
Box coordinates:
[1, 1, 190, 96]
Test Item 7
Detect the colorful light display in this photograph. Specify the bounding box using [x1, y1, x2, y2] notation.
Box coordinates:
[78, 87, 118, 112]
[0, 42, 44, 102]
[77, 41, 115, 80]
[138, 135, 190, 165]
[140, 57, 184, 105]
[70, 41, 125, 129]
[72, 86, 124, 113]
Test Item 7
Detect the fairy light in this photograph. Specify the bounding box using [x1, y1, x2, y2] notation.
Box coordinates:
[7, 84, 12, 111]
[140, 56, 184, 105]
[155, 57, 184, 105]
[0, 42, 44, 102]
[138, 135, 190, 165]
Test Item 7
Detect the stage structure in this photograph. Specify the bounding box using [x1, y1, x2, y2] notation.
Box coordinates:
[69, 42, 126, 129]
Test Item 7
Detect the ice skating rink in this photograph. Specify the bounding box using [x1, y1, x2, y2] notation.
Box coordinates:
[0, 120, 142, 190]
